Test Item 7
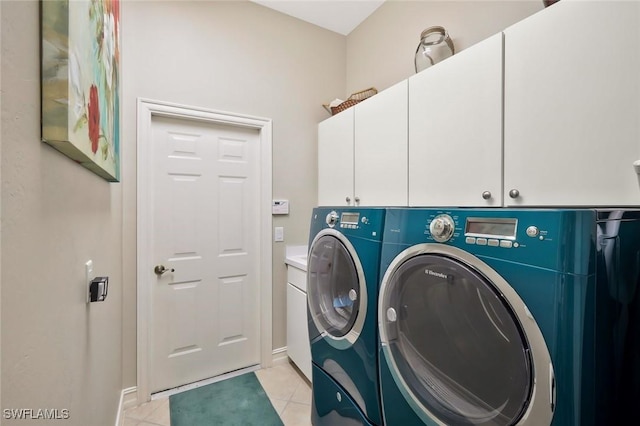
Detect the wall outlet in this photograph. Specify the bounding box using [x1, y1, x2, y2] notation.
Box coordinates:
[85, 260, 93, 303]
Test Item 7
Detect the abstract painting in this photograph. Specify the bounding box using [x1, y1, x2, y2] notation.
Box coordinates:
[41, 0, 120, 182]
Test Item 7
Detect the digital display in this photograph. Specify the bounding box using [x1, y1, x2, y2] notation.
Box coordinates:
[465, 218, 517, 238]
[341, 212, 360, 225]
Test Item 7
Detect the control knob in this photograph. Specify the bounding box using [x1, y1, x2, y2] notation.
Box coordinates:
[526, 226, 539, 238]
[429, 214, 455, 242]
[326, 211, 339, 227]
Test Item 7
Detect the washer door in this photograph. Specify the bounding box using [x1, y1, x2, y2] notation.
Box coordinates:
[379, 244, 554, 426]
[307, 229, 367, 350]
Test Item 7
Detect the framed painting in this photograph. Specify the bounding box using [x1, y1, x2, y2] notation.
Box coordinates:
[41, 0, 120, 182]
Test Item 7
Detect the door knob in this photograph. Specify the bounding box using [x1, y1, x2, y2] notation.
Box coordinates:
[509, 189, 520, 199]
[154, 265, 175, 275]
[482, 191, 492, 200]
[345, 196, 351, 205]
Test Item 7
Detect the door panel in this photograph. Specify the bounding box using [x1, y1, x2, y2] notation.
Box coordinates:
[354, 80, 408, 206]
[503, 1, 640, 206]
[409, 33, 503, 207]
[318, 108, 355, 206]
[150, 115, 260, 393]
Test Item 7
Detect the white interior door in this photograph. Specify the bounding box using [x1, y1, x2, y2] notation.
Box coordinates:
[149, 115, 261, 393]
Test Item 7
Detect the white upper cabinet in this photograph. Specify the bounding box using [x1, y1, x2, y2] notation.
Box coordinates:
[409, 33, 504, 207]
[319, 1, 640, 208]
[354, 80, 408, 206]
[318, 107, 354, 206]
[318, 81, 408, 207]
[504, 0, 640, 206]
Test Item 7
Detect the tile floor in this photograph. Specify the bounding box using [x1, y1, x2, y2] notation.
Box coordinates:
[121, 361, 312, 426]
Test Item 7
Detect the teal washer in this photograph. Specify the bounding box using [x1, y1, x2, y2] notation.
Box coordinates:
[307, 207, 386, 426]
[378, 208, 640, 426]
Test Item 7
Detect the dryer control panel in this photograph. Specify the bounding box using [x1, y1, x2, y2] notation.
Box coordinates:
[385, 207, 597, 273]
[422, 213, 527, 249]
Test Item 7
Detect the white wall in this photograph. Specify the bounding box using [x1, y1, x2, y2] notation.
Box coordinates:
[121, 0, 345, 389]
[346, 0, 543, 95]
[1, 1, 123, 425]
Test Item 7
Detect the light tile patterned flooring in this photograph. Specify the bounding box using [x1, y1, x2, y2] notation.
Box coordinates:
[122, 361, 312, 426]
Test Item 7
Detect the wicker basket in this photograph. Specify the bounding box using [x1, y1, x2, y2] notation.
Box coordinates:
[323, 87, 378, 115]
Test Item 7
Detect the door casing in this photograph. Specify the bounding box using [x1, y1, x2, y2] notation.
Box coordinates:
[136, 98, 273, 404]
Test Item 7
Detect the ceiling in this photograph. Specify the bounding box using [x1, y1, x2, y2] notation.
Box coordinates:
[250, 0, 386, 36]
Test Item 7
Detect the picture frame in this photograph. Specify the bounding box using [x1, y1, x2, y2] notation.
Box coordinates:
[41, 0, 121, 182]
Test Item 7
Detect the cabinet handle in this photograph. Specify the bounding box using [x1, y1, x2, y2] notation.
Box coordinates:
[482, 191, 492, 200]
[354, 196, 360, 205]
[509, 189, 520, 199]
[345, 196, 351, 205]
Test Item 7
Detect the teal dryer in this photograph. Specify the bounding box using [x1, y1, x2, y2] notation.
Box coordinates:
[377, 208, 640, 426]
[307, 207, 385, 426]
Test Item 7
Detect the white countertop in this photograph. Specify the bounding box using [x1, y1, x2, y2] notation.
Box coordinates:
[285, 245, 308, 272]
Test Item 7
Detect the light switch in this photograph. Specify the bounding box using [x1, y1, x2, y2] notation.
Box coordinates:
[274, 227, 284, 242]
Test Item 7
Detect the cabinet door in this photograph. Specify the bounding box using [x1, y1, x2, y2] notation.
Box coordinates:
[318, 108, 354, 206]
[354, 80, 408, 206]
[504, 1, 640, 206]
[286, 282, 311, 381]
[408, 33, 503, 207]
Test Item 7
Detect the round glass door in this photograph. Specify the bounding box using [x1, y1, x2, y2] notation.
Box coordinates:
[380, 250, 534, 426]
[307, 229, 367, 348]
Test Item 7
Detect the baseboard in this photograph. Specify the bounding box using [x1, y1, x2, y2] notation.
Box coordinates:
[122, 387, 138, 410]
[115, 387, 137, 426]
[271, 346, 288, 366]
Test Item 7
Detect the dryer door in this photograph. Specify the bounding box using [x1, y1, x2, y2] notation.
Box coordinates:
[307, 229, 367, 349]
[379, 244, 554, 426]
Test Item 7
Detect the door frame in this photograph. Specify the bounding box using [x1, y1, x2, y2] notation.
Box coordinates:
[136, 98, 273, 403]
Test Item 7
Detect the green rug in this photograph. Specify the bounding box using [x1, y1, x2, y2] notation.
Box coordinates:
[169, 372, 284, 426]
